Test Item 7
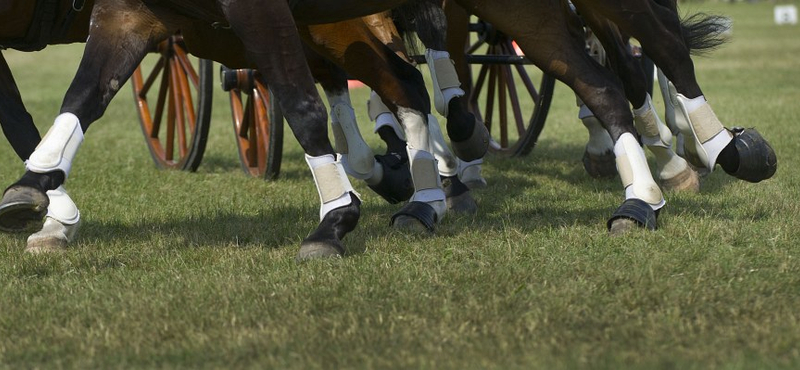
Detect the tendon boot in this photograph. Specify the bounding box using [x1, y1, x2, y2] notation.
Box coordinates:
[633, 94, 699, 192]
[607, 133, 665, 234]
[0, 113, 83, 232]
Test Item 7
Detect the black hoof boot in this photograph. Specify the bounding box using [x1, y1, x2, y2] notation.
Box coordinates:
[0, 186, 50, 233]
[392, 201, 438, 233]
[607, 198, 659, 234]
[368, 153, 413, 204]
[297, 193, 361, 262]
[720, 127, 777, 183]
[448, 101, 490, 162]
[442, 175, 477, 214]
[582, 149, 617, 179]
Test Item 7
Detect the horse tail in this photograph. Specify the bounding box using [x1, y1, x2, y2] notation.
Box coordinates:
[680, 12, 731, 55]
[391, 0, 447, 56]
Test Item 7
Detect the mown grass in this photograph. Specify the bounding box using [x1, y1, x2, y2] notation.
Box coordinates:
[1, 1, 799, 369]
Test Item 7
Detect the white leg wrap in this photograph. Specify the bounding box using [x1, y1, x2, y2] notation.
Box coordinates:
[368, 91, 405, 140]
[427, 114, 458, 177]
[579, 106, 614, 156]
[46, 186, 80, 225]
[26, 113, 83, 177]
[326, 91, 375, 180]
[656, 69, 677, 135]
[633, 94, 689, 180]
[458, 158, 486, 189]
[407, 147, 446, 219]
[425, 49, 464, 117]
[614, 133, 665, 210]
[305, 154, 358, 221]
[669, 82, 733, 171]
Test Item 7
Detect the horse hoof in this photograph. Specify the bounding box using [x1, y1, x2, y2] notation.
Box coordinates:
[582, 149, 617, 179]
[451, 118, 490, 162]
[26, 236, 68, 254]
[0, 186, 49, 233]
[723, 127, 777, 183]
[443, 176, 477, 214]
[368, 153, 413, 204]
[391, 201, 437, 233]
[296, 241, 344, 262]
[607, 198, 658, 233]
[660, 166, 700, 193]
[25, 217, 79, 253]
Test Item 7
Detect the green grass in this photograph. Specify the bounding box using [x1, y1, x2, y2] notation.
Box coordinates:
[1, 1, 800, 369]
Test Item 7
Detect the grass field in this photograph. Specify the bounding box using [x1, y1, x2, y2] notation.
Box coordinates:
[2, 1, 800, 369]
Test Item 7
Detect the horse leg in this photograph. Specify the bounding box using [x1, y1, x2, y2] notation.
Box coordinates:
[219, 0, 360, 260]
[0, 52, 82, 252]
[0, 1, 171, 247]
[583, 14, 699, 192]
[462, 0, 664, 231]
[583, 0, 776, 182]
[360, 11, 477, 212]
[304, 46, 414, 204]
[300, 20, 446, 232]
[408, 1, 490, 162]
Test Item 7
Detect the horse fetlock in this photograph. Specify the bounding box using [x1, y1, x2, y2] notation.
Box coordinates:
[25, 217, 80, 254]
[45, 186, 80, 225]
[425, 49, 464, 117]
[408, 148, 446, 222]
[26, 113, 83, 178]
[305, 154, 359, 221]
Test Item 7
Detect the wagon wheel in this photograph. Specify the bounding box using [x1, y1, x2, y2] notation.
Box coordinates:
[221, 66, 284, 180]
[131, 34, 213, 171]
[466, 21, 556, 156]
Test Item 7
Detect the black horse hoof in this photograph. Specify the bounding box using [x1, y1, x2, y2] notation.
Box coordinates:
[296, 241, 344, 262]
[368, 153, 413, 204]
[607, 198, 658, 234]
[451, 116, 490, 162]
[392, 201, 438, 233]
[442, 175, 477, 214]
[0, 186, 49, 233]
[582, 149, 617, 179]
[723, 127, 777, 183]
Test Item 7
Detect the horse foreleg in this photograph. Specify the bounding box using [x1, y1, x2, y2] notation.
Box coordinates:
[0, 0, 170, 244]
[220, 0, 359, 260]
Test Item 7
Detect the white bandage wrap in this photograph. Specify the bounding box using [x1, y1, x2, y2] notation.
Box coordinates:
[614, 133, 665, 210]
[330, 102, 375, 180]
[45, 186, 80, 225]
[656, 69, 677, 135]
[305, 154, 358, 221]
[408, 147, 447, 219]
[633, 94, 690, 180]
[368, 91, 405, 140]
[458, 158, 486, 188]
[26, 113, 83, 177]
[580, 113, 614, 156]
[670, 83, 733, 170]
[426, 114, 458, 177]
[633, 94, 672, 149]
[425, 49, 464, 116]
